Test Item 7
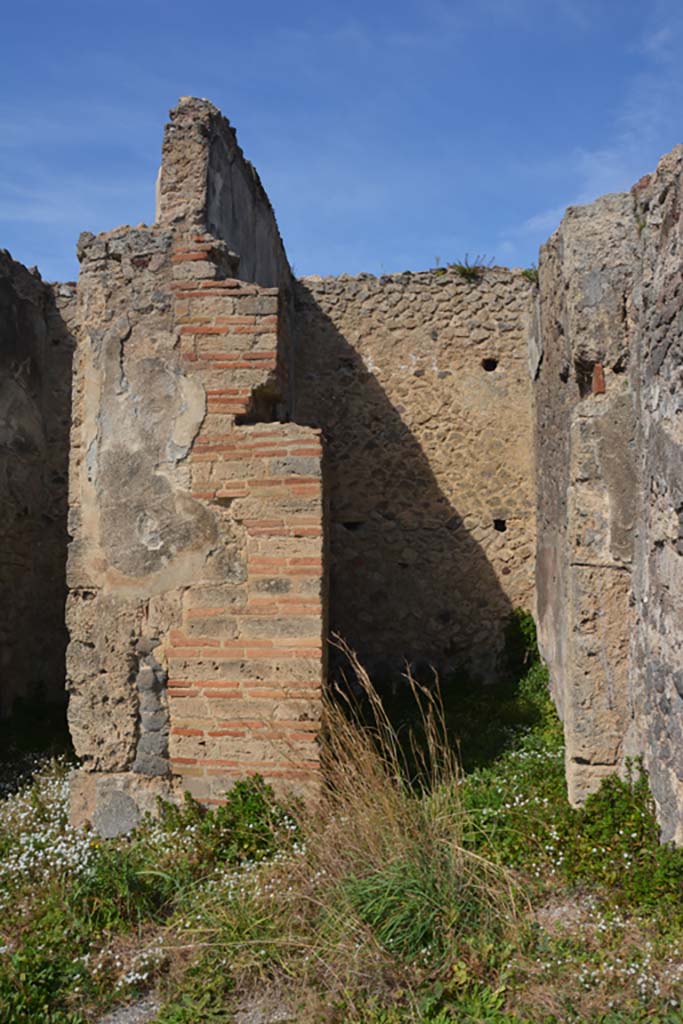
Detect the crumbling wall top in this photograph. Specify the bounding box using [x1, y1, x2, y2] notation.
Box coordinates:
[156, 97, 291, 290]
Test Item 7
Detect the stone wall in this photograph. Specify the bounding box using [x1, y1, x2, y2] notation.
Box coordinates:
[67, 99, 324, 834]
[294, 269, 536, 681]
[0, 251, 75, 718]
[534, 147, 683, 839]
[628, 147, 683, 843]
[157, 97, 291, 292]
[534, 195, 639, 804]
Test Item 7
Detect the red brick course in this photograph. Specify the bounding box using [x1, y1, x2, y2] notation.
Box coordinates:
[164, 236, 325, 802]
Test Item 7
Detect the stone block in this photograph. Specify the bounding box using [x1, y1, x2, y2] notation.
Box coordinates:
[70, 770, 179, 837]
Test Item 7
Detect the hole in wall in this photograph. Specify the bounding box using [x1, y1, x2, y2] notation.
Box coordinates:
[342, 521, 365, 532]
[234, 383, 283, 425]
[574, 357, 594, 398]
[493, 519, 507, 533]
[482, 358, 498, 372]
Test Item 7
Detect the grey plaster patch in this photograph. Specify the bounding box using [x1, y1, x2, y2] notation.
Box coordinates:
[92, 790, 141, 839]
[269, 455, 321, 477]
[99, 446, 218, 577]
[133, 647, 170, 777]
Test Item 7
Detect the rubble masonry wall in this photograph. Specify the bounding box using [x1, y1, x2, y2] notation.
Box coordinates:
[294, 269, 536, 681]
[0, 251, 75, 719]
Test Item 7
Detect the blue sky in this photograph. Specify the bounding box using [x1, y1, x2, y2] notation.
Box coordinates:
[2, 0, 682, 281]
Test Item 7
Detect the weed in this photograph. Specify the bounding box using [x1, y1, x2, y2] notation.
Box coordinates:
[449, 254, 494, 281]
[504, 607, 539, 675]
[158, 777, 298, 866]
[291, 649, 523, 986]
[558, 765, 683, 916]
[67, 840, 180, 929]
[0, 766, 293, 1022]
[521, 266, 539, 284]
[155, 962, 235, 1023]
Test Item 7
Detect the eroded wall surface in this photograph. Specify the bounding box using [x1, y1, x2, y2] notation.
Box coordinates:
[0, 251, 75, 718]
[629, 148, 683, 842]
[68, 99, 324, 835]
[294, 269, 536, 681]
[535, 149, 683, 836]
[535, 195, 639, 804]
[158, 96, 291, 293]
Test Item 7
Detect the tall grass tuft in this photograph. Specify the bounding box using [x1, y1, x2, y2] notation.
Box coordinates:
[169, 646, 525, 1016]
[254, 644, 526, 1007]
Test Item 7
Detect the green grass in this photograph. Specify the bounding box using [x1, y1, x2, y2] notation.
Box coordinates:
[0, 768, 298, 1023]
[5, 611, 683, 1022]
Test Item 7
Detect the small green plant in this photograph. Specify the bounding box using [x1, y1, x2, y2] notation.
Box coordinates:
[155, 963, 235, 1023]
[521, 266, 539, 284]
[450, 254, 494, 281]
[67, 839, 180, 929]
[158, 775, 296, 866]
[558, 762, 683, 914]
[504, 607, 539, 676]
[0, 914, 89, 1024]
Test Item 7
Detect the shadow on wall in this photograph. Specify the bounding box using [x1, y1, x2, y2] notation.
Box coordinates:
[292, 280, 518, 687]
[0, 256, 75, 731]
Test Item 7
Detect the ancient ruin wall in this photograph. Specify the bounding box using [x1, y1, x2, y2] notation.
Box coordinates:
[0, 251, 75, 718]
[67, 99, 324, 834]
[534, 148, 683, 837]
[294, 269, 536, 681]
[628, 148, 683, 843]
[51, 95, 683, 840]
[534, 195, 639, 804]
[157, 97, 291, 292]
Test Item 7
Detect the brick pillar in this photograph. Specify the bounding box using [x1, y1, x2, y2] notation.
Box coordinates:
[68, 229, 325, 832]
